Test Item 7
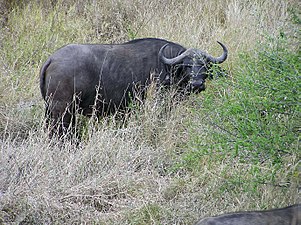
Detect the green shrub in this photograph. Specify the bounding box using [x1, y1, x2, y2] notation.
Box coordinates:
[181, 34, 300, 176]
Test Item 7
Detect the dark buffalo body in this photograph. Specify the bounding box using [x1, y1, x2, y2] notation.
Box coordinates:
[40, 38, 227, 137]
[195, 204, 301, 225]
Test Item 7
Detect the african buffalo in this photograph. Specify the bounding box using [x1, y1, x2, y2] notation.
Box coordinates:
[195, 204, 301, 225]
[40, 38, 228, 137]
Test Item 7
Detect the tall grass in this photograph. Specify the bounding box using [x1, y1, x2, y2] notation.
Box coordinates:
[0, 0, 300, 224]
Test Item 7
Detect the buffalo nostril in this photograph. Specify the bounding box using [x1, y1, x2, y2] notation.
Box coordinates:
[191, 81, 206, 92]
[191, 80, 205, 88]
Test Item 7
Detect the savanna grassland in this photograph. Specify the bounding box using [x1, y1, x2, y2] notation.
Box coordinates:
[0, 0, 300, 224]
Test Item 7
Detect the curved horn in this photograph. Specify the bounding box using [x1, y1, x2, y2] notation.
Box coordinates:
[201, 41, 228, 64]
[159, 44, 193, 65]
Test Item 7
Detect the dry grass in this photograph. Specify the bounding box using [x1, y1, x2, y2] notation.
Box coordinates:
[0, 0, 300, 224]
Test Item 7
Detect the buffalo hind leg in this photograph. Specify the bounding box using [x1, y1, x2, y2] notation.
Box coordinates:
[46, 100, 76, 139]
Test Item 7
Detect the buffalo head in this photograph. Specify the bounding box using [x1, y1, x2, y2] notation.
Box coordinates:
[159, 41, 228, 93]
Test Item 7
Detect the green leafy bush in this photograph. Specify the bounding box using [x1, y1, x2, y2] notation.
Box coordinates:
[184, 34, 300, 166]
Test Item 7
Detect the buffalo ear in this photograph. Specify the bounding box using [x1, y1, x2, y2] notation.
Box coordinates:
[208, 65, 228, 80]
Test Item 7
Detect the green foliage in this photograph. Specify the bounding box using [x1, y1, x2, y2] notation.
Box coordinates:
[181, 34, 300, 171]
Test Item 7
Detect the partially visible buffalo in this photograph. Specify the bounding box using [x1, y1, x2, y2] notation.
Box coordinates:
[40, 38, 228, 137]
[195, 204, 301, 225]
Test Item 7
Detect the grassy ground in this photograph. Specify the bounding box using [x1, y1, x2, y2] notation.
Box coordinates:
[0, 0, 300, 224]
